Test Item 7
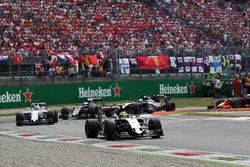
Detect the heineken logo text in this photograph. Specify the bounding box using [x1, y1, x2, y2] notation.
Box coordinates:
[79, 87, 112, 98]
[0, 91, 22, 103]
[159, 84, 188, 94]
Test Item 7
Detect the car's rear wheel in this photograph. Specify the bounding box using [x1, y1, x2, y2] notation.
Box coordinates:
[148, 118, 163, 138]
[61, 107, 70, 120]
[85, 119, 99, 138]
[104, 109, 113, 117]
[229, 99, 242, 108]
[133, 103, 142, 115]
[104, 120, 117, 140]
[142, 103, 149, 113]
[165, 102, 175, 111]
[47, 111, 55, 124]
[170, 103, 176, 111]
[16, 112, 24, 126]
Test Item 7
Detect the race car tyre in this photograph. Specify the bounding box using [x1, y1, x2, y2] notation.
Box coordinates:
[47, 111, 55, 124]
[142, 103, 149, 113]
[104, 120, 117, 140]
[104, 110, 113, 117]
[229, 99, 242, 108]
[133, 103, 142, 115]
[53, 111, 58, 123]
[85, 119, 99, 138]
[165, 102, 175, 111]
[61, 107, 70, 120]
[170, 103, 176, 111]
[89, 106, 96, 118]
[148, 118, 163, 138]
[16, 112, 24, 126]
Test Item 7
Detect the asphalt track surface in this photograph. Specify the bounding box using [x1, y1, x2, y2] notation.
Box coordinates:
[1, 112, 250, 157]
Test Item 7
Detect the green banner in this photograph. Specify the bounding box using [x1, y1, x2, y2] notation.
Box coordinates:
[0, 79, 201, 109]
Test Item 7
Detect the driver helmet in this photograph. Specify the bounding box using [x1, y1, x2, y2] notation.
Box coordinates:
[119, 111, 127, 118]
[83, 102, 88, 105]
[138, 98, 143, 102]
[34, 105, 40, 110]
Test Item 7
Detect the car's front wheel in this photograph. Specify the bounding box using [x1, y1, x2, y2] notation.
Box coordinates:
[104, 120, 117, 140]
[61, 107, 70, 120]
[16, 112, 24, 126]
[53, 111, 58, 123]
[47, 111, 55, 124]
[148, 118, 163, 138]
[85, 119, 99, 138]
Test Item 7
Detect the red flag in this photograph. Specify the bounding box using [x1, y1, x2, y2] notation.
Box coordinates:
[88, 54, 98, 65]
[135, 55, 169, 70]
[79, 55, 85, 63]
[65, 53, 77, 65]
[11, 54, 21, 64]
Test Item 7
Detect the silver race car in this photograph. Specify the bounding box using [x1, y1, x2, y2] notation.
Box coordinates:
[16, 101, 58, 126]
[61, 98, 102, 120]
[85, 104, 163, 140]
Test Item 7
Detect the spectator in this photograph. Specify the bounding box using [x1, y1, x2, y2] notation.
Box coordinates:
[213, 77, 222, 98]
[68, 65, 77, 78]
[233, 74, 241, 97]
[35, 63, 45, 78]
[0, 0, 248, 57]
[55, 64, 65, 78]
[245, 73, 250, 94]
[91, 65, 98, 77]
[241, 73, 248, 97]
[48, 65, 56, 79]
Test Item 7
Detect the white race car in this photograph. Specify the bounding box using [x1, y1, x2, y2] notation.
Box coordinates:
[85, 104, 163, 140]
[16, 102, 58, 126]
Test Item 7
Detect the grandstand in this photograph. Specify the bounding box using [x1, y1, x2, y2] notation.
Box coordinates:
[0, 0, 249, 85]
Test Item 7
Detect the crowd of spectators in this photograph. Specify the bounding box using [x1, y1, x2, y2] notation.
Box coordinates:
[156, 0, 249, 48]
[0, 0, 249, 60]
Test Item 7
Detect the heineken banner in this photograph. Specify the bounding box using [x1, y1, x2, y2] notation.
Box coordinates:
[0, 79, 201, 109]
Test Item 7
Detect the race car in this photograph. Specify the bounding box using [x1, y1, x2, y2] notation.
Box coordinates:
[16, 101, 58, 126]
[85, 104, 163, 140]
[208, 94, 250, 109]
[99, 94, 176, 117]
[61, 98, 102, 120]
[133, 94, 176, 113]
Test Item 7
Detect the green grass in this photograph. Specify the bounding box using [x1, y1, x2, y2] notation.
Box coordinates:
[172, 98, 214, 108]
[0, 113, 16, 117]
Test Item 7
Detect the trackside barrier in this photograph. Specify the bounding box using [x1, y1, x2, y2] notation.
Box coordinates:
[0, 79, 201, 109]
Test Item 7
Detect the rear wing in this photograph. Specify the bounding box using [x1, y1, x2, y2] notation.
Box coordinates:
[84, 97, 104, 103]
